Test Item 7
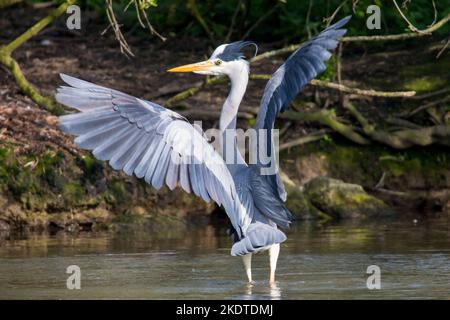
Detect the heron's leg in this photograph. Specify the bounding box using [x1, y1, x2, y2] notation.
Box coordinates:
[269, 243, 280, 283]
[242, 254, 252, 282]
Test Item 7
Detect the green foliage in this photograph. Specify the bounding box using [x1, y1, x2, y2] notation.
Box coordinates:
[53, 0, 450, 42]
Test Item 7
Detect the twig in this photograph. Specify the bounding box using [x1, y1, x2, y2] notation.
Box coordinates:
[30, 1, 54, 9]
[279, 130, 330, 151]
[225, 0, 242, 42]
[342, 12, 450, 42]
[141, 9, 167, 41]
[123, 0, 166, 43]
[105, 0, 134, 57]
[242, 2, 281, 39]
[436, 36, 450, 59]
[410, 88, 450, 100]
[406, 96, 450, 118]
[304, 0, 313, 39]
[374, 172, 386, 189]
[248, 11, 450, 64]
[393, 0, 429, 34]
[373, 188, 410, 197]
[250, 12, 450, 62]
[187, 0, 216, 44]
[251, 9, 450, 62]
[166, 73, 416, 107]
[385, 117, 421, 130]
[254, 75, 415, 97]
[429, 0, 438, 28]
[250, 43, 299, 63]
[309, 79, 415, 97]
[281, 110, 371, 145]
[324, 0, 348, 27]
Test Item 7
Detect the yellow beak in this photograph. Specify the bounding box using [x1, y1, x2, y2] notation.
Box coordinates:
[167, 60, 215, 73]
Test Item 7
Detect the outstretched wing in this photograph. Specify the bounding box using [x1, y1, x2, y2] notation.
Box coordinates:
[254, 16, 351, 201]
[56, 74, 252, 238]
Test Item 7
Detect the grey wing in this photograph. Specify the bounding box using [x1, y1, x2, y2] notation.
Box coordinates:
[254, 16, 351, 201]
[249, 166, 292, 229]
[56, 74, 252, 238]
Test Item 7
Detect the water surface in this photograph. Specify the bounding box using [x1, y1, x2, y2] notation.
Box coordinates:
[0, 217, 449, 299]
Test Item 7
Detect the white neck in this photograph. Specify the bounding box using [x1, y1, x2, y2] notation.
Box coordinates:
[219, 62, 249, 132]
[219, 61, 249, 166]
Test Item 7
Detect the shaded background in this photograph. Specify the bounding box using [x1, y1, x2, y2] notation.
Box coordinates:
[0, 0, 449, 231]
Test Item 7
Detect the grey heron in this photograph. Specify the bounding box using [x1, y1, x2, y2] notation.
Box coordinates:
[56, 16, 350, 283]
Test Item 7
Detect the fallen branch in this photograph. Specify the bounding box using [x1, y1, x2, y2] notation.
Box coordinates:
[281, 110, 371, 145]
[313, 79, 415, 97]
[0, 54, 62, 114]
[279, 130, 330, 151]
[345, 102, 450, 148]
[385, 117, 422, 130]
[0, 0, 75, 115]
[341, 12, 450, 42]
[250, 12, 450, 61]
[166, 73, 415, 107]
[252, 75, 415, 97]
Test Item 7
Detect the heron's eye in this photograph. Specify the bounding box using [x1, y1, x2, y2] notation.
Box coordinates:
[215, 59, 222, 66]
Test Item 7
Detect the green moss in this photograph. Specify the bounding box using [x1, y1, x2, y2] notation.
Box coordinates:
[79, 154, 104, 182]
[401, 57, 450, 93]
[62, 183, 86, 207]
[403, 77, 446, 92]
[304, 177, 390, 219]
[0, 148, 39, 202]
[105, 178, 132, 207]
[285, 139, 450, 190]
[285, 186, 331, 220]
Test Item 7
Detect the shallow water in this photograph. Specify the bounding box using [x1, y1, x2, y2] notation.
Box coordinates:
[0, 216, 449, 299]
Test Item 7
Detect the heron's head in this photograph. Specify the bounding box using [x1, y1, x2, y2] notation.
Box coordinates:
[167, 41, 257, 77]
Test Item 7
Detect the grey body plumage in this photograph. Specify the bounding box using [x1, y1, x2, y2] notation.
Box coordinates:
[56, 16, 350, 282]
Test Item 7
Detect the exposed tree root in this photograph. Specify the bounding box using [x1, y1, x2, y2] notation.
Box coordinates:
[344, 103, 450, 148]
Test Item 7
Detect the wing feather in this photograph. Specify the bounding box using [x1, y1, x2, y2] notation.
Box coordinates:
[253, 16, 350, 203]
[57, 74, 251, 238]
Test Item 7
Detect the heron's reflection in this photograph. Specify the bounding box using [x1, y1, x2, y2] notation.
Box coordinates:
[240, 281, 282, 300]
[241, 282, 254, 299]
[269, 281, 281, 299]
